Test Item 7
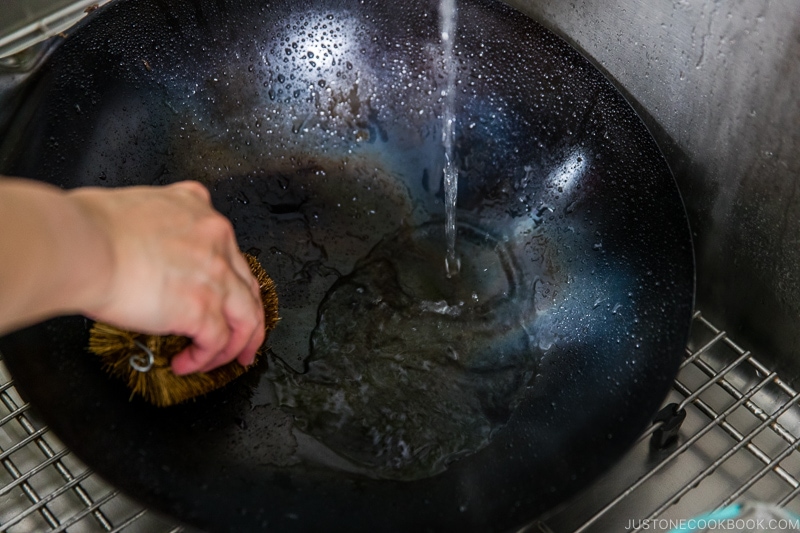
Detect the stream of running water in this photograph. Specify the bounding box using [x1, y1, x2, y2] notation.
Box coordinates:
[440, 0, 460, 278]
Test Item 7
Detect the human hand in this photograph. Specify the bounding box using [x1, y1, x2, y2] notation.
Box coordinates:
[68, 181, 265, 375]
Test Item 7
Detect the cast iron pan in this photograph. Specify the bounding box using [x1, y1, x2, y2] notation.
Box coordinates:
[0, 0, 694, 531]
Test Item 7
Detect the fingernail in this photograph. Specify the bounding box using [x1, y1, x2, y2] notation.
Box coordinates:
[239, 351, 257, 367]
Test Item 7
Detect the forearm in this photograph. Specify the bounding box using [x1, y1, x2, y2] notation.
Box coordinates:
[0, 178, 113, 334]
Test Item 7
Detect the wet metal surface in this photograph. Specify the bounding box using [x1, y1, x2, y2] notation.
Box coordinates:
[0, 0, 692, 531]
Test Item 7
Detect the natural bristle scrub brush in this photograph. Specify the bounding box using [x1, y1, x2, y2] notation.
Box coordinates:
[88, 253, 279, 407]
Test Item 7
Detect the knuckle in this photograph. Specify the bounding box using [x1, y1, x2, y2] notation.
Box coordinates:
[185, 293, 209, 325]
[197, 318, 228, 353]
[179, 180, 211, 201]
[197, 216, 236, 248]
[206, 215, 235, 239]
[242, 312, 260, 332]
[207, 255, 229, 279]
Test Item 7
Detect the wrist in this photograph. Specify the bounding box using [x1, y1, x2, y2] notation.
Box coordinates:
[62, 188, 118, 318]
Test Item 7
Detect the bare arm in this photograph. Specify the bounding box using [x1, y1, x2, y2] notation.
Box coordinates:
[0, 177, 265, 375]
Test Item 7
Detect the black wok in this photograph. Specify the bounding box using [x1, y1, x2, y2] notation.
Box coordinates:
[0, 0, 694, 531]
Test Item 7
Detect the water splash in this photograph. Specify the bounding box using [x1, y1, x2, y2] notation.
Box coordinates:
[440, 0, 460, 277]
[267, 223, 540, 480]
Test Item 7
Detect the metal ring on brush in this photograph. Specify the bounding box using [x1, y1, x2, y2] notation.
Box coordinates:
[129, 340, 155, 373]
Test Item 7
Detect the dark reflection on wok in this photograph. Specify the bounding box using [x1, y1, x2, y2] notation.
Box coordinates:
[0, 0, 694, 531]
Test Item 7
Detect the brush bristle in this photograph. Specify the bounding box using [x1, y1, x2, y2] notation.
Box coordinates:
[88, 253, 279, 407]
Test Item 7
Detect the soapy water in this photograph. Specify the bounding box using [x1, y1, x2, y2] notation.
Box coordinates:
[266, 222, 541, 480]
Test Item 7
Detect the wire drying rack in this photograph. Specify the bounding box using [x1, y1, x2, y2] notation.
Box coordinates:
[1, 311, 800, 532]
[0, 1, 113, 60]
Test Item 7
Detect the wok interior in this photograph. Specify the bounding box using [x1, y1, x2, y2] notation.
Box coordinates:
[0, 0, 694, 530]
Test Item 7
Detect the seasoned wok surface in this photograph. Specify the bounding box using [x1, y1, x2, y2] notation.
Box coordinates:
[0, 0, 693, 531]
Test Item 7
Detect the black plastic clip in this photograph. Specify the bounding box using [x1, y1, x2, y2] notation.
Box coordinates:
[650, 403, 686, 450]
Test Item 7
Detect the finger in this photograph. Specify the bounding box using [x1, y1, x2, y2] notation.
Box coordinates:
[227, 240, 263, 302]
[237, 322, 266, 367]
[225, 244, 265, 366]
[171, 346, 200, 376]
[235, 286, 266, 367]
[196, 318, 253, 373]
[232, 253, 261, 300]
[196, 274, 263, 372]
[241, 272, 266, 366]
[197, 327, 257, 373]
[171, 310, 231, 375]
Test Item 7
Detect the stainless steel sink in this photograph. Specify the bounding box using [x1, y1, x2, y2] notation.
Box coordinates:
[1, 0, 799, 531]
[506, 0, 800, 383]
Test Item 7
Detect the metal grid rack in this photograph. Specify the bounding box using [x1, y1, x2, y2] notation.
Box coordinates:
[0, 363, 182, 533]
[0, 0, 113, 60]
[1, 311, 800, 532]
[535, 311, 800, 532]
